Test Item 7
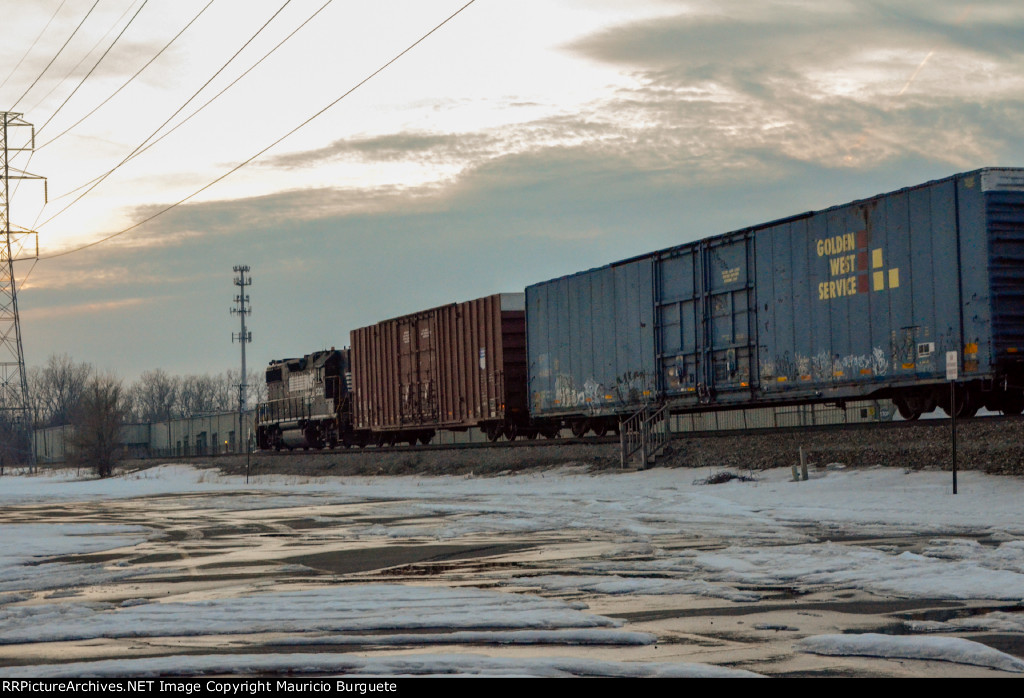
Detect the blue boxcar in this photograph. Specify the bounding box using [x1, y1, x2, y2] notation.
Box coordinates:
[526, 168, 1024, 428]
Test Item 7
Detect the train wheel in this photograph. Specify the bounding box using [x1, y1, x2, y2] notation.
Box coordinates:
[542, 427, 561, 439]
[419, 432, 434, 445]
[571, 420, 589, 437]
[894, 397, 922, 421]
[504, 423, 519, 442]
[485, 424, 502, 442]
[525, 430, 538, 440]
[592, 422, 609, 437]
[939, 385, 979, 418]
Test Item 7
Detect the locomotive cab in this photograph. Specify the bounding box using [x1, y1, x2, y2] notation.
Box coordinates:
[256, 348, 351, 450]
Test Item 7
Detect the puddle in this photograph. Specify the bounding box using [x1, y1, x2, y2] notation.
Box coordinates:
[287, 543, 533, 575]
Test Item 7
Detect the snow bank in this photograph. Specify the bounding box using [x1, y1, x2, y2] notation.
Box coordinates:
[799, 633, 1024, 673]
[0, 652, 762, 678]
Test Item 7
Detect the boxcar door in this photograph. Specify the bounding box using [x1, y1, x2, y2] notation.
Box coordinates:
[656, 246, 702, 403]
[703, 233, 756, 401]
[398, 315, 437, 425]
[656, 232, 755, 405]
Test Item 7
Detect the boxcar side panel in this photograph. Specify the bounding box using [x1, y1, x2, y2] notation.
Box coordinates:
[525, 168, 1021, 421]
[958, 175, 993, 376]
[352, 294, 525, 431]
[526, 259, 655, 417]
[752, 176, 981, 401]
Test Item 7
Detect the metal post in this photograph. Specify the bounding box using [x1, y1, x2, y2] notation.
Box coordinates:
[640, 415, 648, 469]
[231, 265, 252, 454]
[951, 382, 958, 495]
[946, 351, 958, 495]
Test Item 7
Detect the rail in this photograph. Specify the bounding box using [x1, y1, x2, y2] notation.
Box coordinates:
[256, 397, 334, 426]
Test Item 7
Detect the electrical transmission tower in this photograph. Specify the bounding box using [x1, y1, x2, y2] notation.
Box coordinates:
[230, 265, 252, 452]
[1, 112, 44, 465]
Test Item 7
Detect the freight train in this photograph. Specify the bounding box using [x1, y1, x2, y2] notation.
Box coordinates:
[256, 167, 1024, 450]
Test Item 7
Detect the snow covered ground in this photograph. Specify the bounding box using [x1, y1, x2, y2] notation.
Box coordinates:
[1, 463, 1023, 677]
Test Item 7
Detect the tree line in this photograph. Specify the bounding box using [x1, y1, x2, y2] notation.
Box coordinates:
[28, 354, 268, 428]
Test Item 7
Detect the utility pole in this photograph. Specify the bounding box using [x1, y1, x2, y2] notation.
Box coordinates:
[230, 265, 252, 454]
[0, 112, 44, 467]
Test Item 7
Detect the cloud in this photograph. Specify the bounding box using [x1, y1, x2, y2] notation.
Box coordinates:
[569, 1, 1024, 74]
[17, 0, 1024, 380]
[554, 1, 1024, 173]
[27, 296, 148, 320]
[264, 132, 501, 169]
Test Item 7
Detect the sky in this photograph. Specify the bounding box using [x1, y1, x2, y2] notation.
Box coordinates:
[2, 0, 1023, 380]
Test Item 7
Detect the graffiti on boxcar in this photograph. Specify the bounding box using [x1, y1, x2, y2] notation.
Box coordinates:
[554, 374, 579, 407]
[807, 349, 889, 380]
[764, 348, 889, 384]
[763, 352, 796, 382]
[550, 373, 645, 411]
[613, 370, 651, 404]
[890, 328, 927, 369]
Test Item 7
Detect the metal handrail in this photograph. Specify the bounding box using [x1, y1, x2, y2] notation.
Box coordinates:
[620, 405, 647, 467]
[646, 403, 671, 459]
[620, 403, 671, 468]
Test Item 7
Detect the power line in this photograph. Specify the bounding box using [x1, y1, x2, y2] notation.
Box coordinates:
[26, 0, 144, 118]
[36, 0, 298, 230]
[38, 0, 219, 150]
[40, 0, 478, 261]
[0, 0, 69, 94]
[36, 0, 152, 136]
[10, 0, 102, 111]
[12, 0, 150, 207]
[43, 0, 327, 205]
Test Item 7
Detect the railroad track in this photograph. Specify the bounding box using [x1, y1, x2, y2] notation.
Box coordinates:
[110, 412, 1022, 469]
[247, 412, 1023, 458]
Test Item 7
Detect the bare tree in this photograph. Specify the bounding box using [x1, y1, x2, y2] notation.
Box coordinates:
[68, 374, 127, 478]
[28, 354, 93, 426]
[124, 367, 266, 423]
[0, 412, 32, 467]
[178, 374, 221, 416]
[221, 369, 266, 411]
[131, 369, 179, 422]
[247, 369, 267, 409]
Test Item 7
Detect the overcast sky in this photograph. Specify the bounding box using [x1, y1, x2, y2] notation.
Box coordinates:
[3, 0, 1023, 381]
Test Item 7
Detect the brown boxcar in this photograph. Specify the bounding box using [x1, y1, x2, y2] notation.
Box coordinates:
[351, 293, 527, 441]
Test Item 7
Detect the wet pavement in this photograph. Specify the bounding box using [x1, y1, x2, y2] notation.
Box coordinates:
[1, 467, 1022, 677]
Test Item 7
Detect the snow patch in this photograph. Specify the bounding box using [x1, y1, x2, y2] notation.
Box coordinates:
[0, 653, 763, 678]
[799, 633, 1024, 673]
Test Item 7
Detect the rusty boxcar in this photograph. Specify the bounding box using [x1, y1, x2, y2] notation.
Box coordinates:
[350, 293, 529, 444]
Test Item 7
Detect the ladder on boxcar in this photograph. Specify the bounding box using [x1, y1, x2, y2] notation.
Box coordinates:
[619, 403, 671, 469]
